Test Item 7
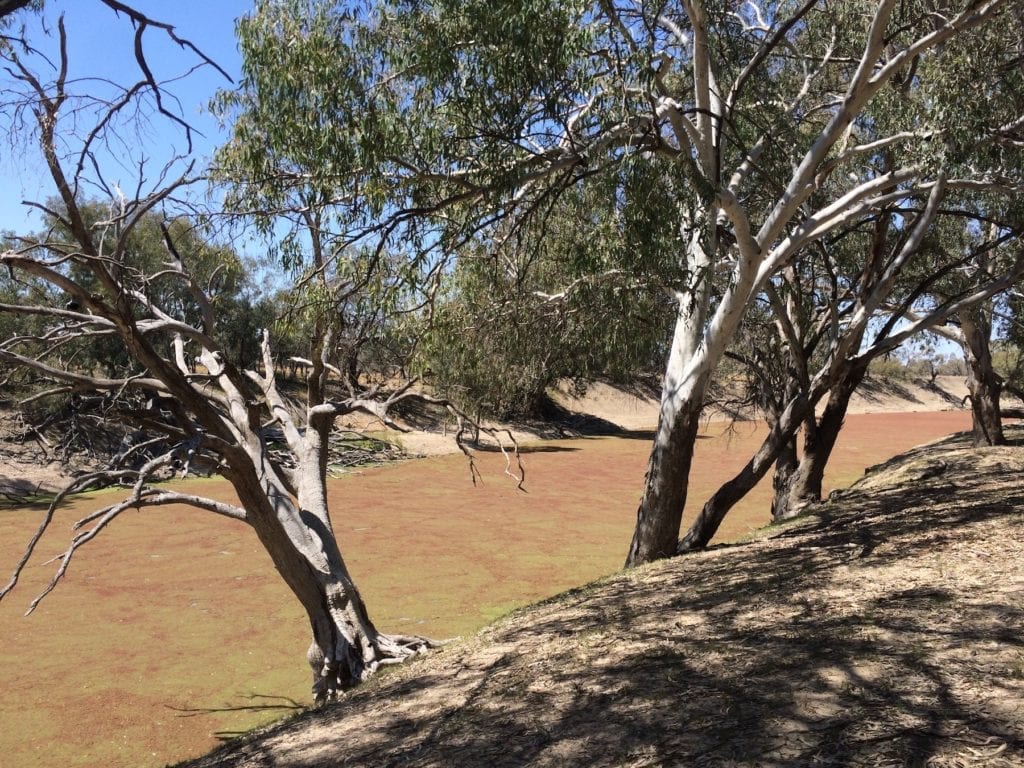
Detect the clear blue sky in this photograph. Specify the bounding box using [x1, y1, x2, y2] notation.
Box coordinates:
[1, 0, 254, 233]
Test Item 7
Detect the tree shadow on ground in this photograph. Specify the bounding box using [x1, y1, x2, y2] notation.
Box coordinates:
[857, 375, 924, 405]
[0, 475, 54, 509]
[469, 443, 580, 454]
[185, 431, 1024, 768]
[168, 694, 306, 720]
[536, 396, 628, 437]
[167, 694, 307, 744]
[913, 377, 967, 409]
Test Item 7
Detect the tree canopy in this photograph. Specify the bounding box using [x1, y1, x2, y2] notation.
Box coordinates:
[217, 0, 1024, 565]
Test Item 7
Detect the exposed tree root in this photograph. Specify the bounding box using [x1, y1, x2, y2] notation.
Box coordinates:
[310, 633, 438, 706]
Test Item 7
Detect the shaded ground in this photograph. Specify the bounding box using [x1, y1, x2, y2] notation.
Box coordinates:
[186, 429, 1024, 768]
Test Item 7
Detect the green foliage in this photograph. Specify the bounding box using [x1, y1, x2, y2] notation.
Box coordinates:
[0, 253, 50, 393]
[213, 0, 1024, 418]
[215, 0, 597, 265]
[992, 340, 1023, 387]
[10, 202, 260, 378]
[868, 355, 915, 382]
[992, 293, 1024, 396]
[216, 292, 279, 370]
[868, 351, 964, 383]
[419, 176, 677, 418]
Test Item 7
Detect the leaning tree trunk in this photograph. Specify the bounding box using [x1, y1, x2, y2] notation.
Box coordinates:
[959, 308, 1005, 447]
[774, 361, 868, 520]
[626, 291, 722, 566]
[770, 436, 800, 522]
[228, 430, 430, 704]
[627, 388, 705, 565]
[678, 388, 817, 552]
[626, 211, 767, 566]
[625, 230, 717, 567]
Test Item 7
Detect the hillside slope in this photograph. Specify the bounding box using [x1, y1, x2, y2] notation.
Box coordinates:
[547, 374, 969, 430]
[393, 374, 970, 456]
[185, 430, 1024, 768]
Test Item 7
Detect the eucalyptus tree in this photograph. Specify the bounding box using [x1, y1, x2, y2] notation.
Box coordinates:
[693, 5, 1024, 528]
[224, 0, 1021, 566]
[0, 3, 522, 705]
[904, 13, 1024, 446]
[906, 215, 1024, 447]
[621, 0, 1024, 562]
[1, 204, 267, 464]
[421, 167, 678, 420]
[676, 194, 1024, 549]
[681, 29, 1024, 536]
[859, 21, 1024, 448]
[771, 211, 1023, 521]
[948, 300, 1006, 445]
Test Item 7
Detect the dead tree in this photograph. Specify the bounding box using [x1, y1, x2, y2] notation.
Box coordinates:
[0, 7, 521, 704]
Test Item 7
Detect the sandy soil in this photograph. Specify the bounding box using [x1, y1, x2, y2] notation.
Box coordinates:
[0, 417, 73, 499]
[185, 428, 1024, 768]
[386, 374, 971, 459]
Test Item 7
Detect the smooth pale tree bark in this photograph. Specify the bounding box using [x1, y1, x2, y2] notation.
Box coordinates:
[627, 217, 722, 563]
[677, 175, 1024, 549]
[624, 0, 1012, 566]
[959, 307, 1006, 446]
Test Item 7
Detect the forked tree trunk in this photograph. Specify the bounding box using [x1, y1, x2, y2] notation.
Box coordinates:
[773, 361, 868, 520]
[960, 309, 1005, 447]
[626, 228, 717, 567]
[228, 431, 430, 704]
[678, 390, 815, 552]
[626, 215, 762, 566]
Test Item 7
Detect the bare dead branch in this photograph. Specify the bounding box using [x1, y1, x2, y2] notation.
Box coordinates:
[2, 446, 247, 615]
[0, 469, 118, 604]
[402, 391, 526, 492]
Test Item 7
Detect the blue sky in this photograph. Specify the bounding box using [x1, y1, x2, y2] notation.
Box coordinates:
[1, 0, 254, 233]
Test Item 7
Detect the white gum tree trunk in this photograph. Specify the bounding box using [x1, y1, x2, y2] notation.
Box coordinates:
[625, 0, 1008, 566]
[626, 294, 711, 564]
[627, 213, 760, 565]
